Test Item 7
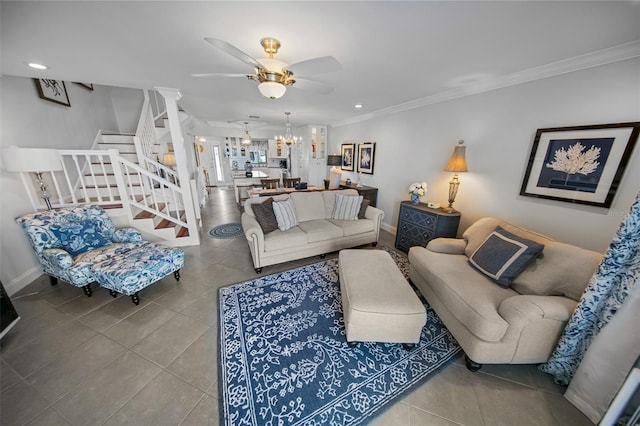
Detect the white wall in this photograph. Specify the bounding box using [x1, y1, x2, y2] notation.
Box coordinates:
[108, 86, 144, 133]
[329, 59, 640, 253]
[0, 76, 138, 295]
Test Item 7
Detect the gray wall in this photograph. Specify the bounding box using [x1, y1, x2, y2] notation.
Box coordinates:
[0, 76, 140, 294]
[329, 59, 640, 253]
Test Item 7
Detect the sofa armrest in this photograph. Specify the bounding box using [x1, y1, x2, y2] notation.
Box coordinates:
[43, 248, 74, 269]
[364, 205, 384, 221]
[426, 238, 466, 254]
[499, 295, 577, 324]
[112, 227, 143, 243]
[241, 213, 265, 250]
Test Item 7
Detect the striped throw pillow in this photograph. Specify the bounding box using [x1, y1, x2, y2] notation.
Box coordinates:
[272, 198, 298, 231]
[332, 194, 363, 221]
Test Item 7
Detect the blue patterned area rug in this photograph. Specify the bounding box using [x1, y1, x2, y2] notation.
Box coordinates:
[209, 222, 244, 239]
[218, 247, 461, 426]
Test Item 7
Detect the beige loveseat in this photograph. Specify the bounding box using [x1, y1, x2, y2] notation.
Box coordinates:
[409, 217, 602, 371]
[242, 189, 384, 273]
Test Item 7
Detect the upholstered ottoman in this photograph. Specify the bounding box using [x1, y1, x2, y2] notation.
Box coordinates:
[92, 243, 184, 304]
[339, 249, 426, 346]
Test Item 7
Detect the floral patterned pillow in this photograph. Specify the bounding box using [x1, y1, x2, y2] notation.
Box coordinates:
[50, 220, 112, 257]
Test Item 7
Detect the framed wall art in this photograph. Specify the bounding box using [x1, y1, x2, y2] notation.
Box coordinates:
[34, 79, 70, 107]
[520, 122, 639, 208]
[75, 82, 94, 91]
[341, 143, 355, 171]
[357, 142, 376, 174]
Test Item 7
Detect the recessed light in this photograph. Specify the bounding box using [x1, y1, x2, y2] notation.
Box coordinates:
[354, 104, 363, 109]
[28, 63, 48, 70]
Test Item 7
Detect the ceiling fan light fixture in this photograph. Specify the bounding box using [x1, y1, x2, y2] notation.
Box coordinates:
[258, 81, 286, 99]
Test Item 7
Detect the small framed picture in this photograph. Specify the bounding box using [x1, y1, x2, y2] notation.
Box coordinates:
[357, 142, 376, 174]
[341, 143, 355, 171]
[520, 122, 639, 208]
[34, 79, 70, 107]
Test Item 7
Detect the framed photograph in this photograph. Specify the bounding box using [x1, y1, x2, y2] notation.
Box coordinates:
[357, 142, 376, 174]
[75, 82, 94, 91]
[33, 79, 70, 107]
[341, 143, 355, 171]
[520, 122, 639, 208]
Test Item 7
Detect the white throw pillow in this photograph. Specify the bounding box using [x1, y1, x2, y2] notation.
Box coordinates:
[272, 198, 298, 231]
[328, 170, 342, 190]
[332, 194, 363, 221]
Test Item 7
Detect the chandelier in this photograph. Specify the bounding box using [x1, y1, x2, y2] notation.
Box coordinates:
[241, 122, 252, 145]
[276, 112, 301, 146]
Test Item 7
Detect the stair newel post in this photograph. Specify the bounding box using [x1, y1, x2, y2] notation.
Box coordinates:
[155, 87, 200, 245]
[109, 149, 134, 224]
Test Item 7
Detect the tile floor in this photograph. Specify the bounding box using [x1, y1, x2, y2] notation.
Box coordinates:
[0, 188, 593, 425]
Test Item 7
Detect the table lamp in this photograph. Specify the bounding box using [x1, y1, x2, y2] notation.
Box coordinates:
[443, 140, 468, 213]
[2, 146, 63, 210]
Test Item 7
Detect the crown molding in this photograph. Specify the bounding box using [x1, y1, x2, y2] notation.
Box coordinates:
[332, 40, 640, 128]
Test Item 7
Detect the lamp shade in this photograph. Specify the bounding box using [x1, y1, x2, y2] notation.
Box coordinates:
[444, 140, 468, 172]
[327, 155, 342, 167]
[258, 82, 286, 99]
[2, 146, 63, 172]
[163, 153, 176, 166]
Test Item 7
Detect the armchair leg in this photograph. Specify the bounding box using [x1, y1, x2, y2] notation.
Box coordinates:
[320, 254, 326, 259]
[347, 341, 359, 348]
[464, 355, 482, 372]
[82, 284, 92, 298]
[173, 270, 181, 281]
[255, 267, 262, 274]
[131, 292, 140, 305]
[372, 242, 378, 247]
[402, 343, 416, 350]
[49, 276, 58, 286]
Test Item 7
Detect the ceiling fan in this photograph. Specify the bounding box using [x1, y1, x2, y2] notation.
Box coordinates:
[193, 37, 341, 99]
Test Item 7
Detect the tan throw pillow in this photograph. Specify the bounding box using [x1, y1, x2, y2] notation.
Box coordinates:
[251, 197, 278, 234]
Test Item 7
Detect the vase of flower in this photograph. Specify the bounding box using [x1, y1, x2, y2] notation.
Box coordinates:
[408, 182, 427, 205]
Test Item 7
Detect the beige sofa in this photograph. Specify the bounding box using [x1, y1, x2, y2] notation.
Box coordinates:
[408, 217, 602, 371]
[242, 189, 384, 273]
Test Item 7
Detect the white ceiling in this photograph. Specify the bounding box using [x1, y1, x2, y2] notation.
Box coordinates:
[2, 1, 639, 131]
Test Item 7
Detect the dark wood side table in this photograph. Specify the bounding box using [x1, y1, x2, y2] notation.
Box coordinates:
[395, 201, 461, 253]
[323, 179, 378, 207]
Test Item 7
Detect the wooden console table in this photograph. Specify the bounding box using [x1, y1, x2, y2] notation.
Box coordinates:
[323, 180, 378, 207]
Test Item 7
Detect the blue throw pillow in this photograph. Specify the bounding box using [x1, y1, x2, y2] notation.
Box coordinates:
[50, 220, 112, 257]
[468, 226, 544, 288]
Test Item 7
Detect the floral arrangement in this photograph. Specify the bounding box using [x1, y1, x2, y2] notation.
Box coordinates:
[409, 182, 428, 197]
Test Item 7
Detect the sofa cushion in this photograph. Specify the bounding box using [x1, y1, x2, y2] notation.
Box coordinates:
[329, 218, 375, 237]
[469, 226, 544, 288]
[298, 220, 344, 243]
[263, 227, 308, 252]
[50, 220, 112, 257]
[289, 192, 326, 222]
[332, 194, 363, 221]
[273, 199, 298, 231]
[409, 247, 514, 342]
[251, 197, 279, 234]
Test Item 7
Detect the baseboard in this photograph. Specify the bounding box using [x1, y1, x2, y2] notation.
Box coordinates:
[4, 266, 43, 296]
[381, 222, 396, 235]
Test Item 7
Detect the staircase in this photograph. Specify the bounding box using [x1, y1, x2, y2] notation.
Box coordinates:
[18, 88, 201, 247]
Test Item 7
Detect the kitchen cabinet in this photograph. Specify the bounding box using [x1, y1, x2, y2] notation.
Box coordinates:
[268, 139, 285, 159]
[394, 201, 460, 253]
[297, 125, 327, 187]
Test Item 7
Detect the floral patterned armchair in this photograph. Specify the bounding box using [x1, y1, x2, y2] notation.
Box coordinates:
[16, 205, 183, 303]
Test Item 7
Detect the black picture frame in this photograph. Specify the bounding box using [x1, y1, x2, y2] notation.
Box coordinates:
[33, 79, 70, 107]
[341, 143, 355, 171]
[75, 82, 94, 91]
[357, 142, 376, 174]
[520, 122, 639, 208]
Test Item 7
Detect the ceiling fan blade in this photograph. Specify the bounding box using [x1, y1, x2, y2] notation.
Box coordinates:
[287, 56, 341, 76]
[192, 73, 249, 78]
[204, 37, 262, 69]
[292, 78, 334, 95]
